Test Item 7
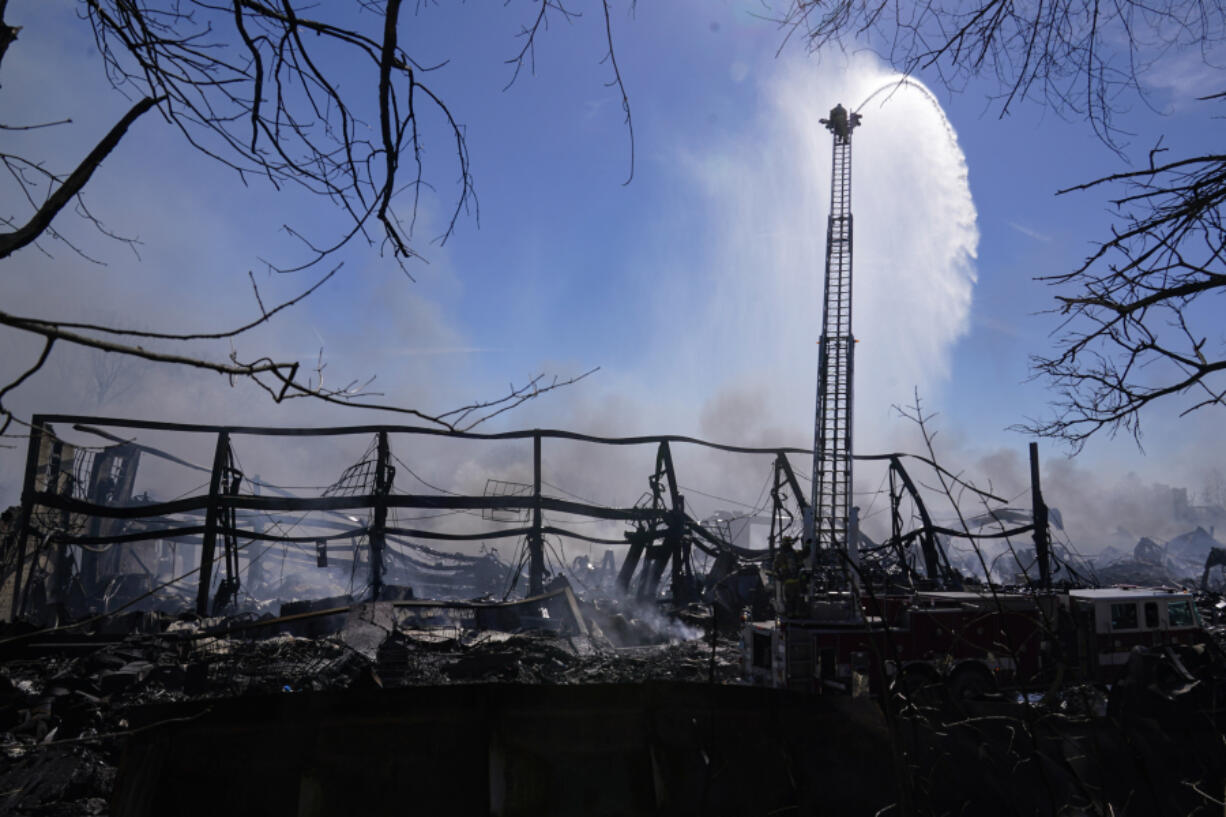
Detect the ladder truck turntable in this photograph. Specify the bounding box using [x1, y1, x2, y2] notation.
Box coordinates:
[741, 105, 1209, 698]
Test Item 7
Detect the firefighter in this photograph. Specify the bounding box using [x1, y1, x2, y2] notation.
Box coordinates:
[774, 536, 803, 617]
[820, 104, 861, 139]
[825, 104, 848, 138]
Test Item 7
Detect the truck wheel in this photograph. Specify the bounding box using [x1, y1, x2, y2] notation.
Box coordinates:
[892, 664, 945, 708]
[948, 665, 996, 700]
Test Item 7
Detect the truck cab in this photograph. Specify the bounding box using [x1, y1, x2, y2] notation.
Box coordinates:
[1063, 587, 1204, 683]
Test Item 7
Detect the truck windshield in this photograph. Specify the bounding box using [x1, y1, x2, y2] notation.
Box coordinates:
[1168, 600, 1195, 628]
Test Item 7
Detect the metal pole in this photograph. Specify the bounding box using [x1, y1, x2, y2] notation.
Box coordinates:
[9, 419, 47, 621]
[615, 529, 648, 594]
[33, 437, 69, 614]
[1029, 442, 1051, 591]
[891, 455, 942, 584]
[249, 476, 264, 592]
[668, 495, 687, 604]
[528, 432, 545, 596]
[370, 431, 391, 600]
[196, 431, 230, 616]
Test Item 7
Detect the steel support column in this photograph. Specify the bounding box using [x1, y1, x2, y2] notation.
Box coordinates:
[370, 431, 392, 600]
[9, 420, 47, 621]
[196, 431, 231, 616]
[1030, 442, 1051, 591]
[528, 432, 545, 596]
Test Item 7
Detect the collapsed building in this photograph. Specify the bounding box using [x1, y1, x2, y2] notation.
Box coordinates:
[0, 418, 776, 635]
[3, 104, 1225, 815]
[1083, 527, 1226, 590]
[0, 413, 968, 815]
[0, 415, 1221, 816]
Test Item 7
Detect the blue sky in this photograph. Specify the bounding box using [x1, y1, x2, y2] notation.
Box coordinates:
[2, 1, 1223, 552]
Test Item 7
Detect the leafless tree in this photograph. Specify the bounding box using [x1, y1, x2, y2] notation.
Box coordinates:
[1027, 151, 1226, 447]
[0, 1, 630, 436]
[84, 348, 141, 410]
[779, 0, 1226, 448]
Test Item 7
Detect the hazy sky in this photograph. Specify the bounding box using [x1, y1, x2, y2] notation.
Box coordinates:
[2, 1, 1223, 554]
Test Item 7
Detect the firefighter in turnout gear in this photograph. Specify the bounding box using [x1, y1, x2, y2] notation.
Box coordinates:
[774, 536, 804, 617]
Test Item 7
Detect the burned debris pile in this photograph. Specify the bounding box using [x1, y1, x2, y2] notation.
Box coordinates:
[0, 417, 781, 814]
[1087, 526, 1226, 590]
[0, 591, 744, 817]
[3, 417, 1226, 815]
[4, 595, 1224, 816]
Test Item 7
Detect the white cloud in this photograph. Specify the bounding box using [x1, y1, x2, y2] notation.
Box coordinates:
[1139, 39, 1226, 110]
[1008, 221, 1052, 243]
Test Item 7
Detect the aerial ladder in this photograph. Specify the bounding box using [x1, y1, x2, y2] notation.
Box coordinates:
[803, 104, 863, 614]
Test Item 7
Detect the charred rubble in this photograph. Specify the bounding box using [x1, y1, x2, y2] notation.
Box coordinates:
[2, 417, 1226, 815]
[0, 592, 747, 817]
[4, 592, 1226, 816]
[0, 418, 773, 815]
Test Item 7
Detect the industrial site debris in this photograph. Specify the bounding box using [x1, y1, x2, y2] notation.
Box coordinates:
[3, 99, 1226, 813]
[4, 114, 1226, 813]
[0, 596, 744, 817]
[0, 413, 1222, 814]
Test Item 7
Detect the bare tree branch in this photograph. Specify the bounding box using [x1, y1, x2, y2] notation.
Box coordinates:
[1016, 147, 1226, 447]
[781, 0, 1226, 446]
[0, 337, 55, 438]
[0, 96, 161, 260]
[0, 0, 18, 70]
[0, 2, 631, 435]
[601, 0, 634, 185]
[778, 0, 1226, 149]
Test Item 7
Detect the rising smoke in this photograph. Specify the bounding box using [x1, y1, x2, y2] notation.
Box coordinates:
[8, 8, 1216, 593]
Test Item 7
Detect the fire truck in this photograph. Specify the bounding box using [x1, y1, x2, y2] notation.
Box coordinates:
[745, 104, 1210, 700]
[743, 586, 1206, 697]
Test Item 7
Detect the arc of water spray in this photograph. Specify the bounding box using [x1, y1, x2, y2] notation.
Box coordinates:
[855, 76, 963, 151]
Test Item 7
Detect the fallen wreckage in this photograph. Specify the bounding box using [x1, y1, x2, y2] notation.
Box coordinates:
[2, 416, 1225, 816]
[743, 444, 1226, 717]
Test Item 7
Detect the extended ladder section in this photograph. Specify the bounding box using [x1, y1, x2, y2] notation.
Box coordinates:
[808, 104, 861, 577]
